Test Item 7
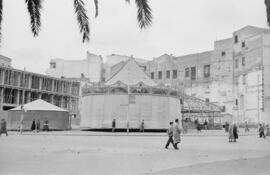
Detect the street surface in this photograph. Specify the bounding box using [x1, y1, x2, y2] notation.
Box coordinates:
[0, 129, 269, 175]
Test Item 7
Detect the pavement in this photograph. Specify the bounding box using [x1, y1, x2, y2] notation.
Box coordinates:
[6, 128, 259, 137]
[0, 129, 269, 175]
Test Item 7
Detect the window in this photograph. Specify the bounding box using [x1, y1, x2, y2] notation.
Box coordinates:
[235, 59, 239, 68]
[172, 70, 177, 79]
[151, 72, 154, 79]
[204, 65, 210, 78]
[242, 41, 245, 48]
[158, 71, 162, 79]
[50, 62, 56, 68]
[191, 67, 196, 80]
[185, 68, 189, 77]
[234, 35, 238, 43]
[221, 51, 226, 57]
[166, 70, 170, 79]
[242, 57, 245, 66]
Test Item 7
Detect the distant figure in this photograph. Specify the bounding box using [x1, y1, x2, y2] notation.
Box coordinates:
[165, 122, 174, 149]
[225, 122, 229, 132]
[0, 119, 8, 136]
[196, 122, 202, 133]
[31, 120, 36, 131]
[43, 120, 49, 131]
[139, 120, 144, 132]
[266, 124, 270, 136]
[228, 124, 234, 142]
[204, 120, 208, 130]
[259, 124, 266, 138]
[244, 122, 249, 132]
[112, 119, 116, 132]
[173, 119, 181, 150]
[233, 124, 239, 142]
[36, 120, 41, 132]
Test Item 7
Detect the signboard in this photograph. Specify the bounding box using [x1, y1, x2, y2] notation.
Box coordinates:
[129, 94, 136, 104]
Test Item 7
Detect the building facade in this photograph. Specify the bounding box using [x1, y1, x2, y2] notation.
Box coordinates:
[46, 51, 103, 83]
[0, 63, 80, 118]
[146, 26, 270, 124]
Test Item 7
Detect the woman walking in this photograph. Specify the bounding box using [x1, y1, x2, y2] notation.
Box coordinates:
[173, 119, 181, 150]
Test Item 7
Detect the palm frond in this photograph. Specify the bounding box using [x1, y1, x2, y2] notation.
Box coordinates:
[125, 0, 130, 3]
[94, 0, 98, 18]
[74, 0, 90, 42]
[0, 0, 3, 43]
[135, 0, 152, 29]
[266, 0, 270, 27]
[25, 0, 42, 37]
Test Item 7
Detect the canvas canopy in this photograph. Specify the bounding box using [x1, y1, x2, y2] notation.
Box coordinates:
[105, 58, 156, 86]
[10, 99, 67, 112]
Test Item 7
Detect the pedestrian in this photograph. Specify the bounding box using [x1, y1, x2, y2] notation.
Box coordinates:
[165, 122, 174, 149]
[204, 120, 208, 130]
[112, 119, 116, 132]
[233, 124, 239, 142]
[139, 120, 144, 132]
[0, 119, 8, 136]
[228, 123, 234, 142]
[244, 122, 249, 132]
[265, 124, 270, 136]
[36, 120, 41, 133]
[43, 120, 49, 131]
[173, 119, 181, 150]
[31, 119, 36, 131]
[225, 122, 229, 132]
[259, 124, 266, 138]
[196, 122, 202, 133]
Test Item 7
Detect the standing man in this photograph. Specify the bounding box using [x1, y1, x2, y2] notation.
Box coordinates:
[140, 120, 144, 132]
[173, 119, 181, 150]
[36, 120, 41, 133]
[165, 122, 174, 149]
[0, 119, 8, 136]
[112, 119, 116, 133]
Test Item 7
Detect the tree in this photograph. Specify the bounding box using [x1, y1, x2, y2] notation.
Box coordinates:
[0, 0, 152, 43]
[266, 0, 270, 27]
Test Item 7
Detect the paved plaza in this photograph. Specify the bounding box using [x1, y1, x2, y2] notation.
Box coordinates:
[0, 130, 270, 175]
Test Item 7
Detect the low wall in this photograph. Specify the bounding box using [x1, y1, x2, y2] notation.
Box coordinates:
[81, 94, 181, 129]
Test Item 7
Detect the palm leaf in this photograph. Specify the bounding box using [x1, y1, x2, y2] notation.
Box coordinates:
[135, 0, 152, 29]
[125, 0, 130, 3]
[0, 0, 3, 43]
[94, 0, 98, 18]
[74, 0, 90, 42]
[25, 0, 42, 37]
[266, 0, 270, 27]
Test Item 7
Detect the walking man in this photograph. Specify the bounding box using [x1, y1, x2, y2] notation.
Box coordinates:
[165, 122, 174, 149]
[259, 124, 266, 138]
[173, 119, 181, 150]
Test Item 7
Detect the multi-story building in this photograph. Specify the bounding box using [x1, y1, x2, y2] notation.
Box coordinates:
[146, 26, 270, 124]
[0, 57, 80, 120]
[46, 51, 103, 83]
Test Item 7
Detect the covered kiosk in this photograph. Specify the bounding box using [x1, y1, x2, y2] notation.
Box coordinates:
[81, 58, 182, 130]
[7, 99, 69, 130]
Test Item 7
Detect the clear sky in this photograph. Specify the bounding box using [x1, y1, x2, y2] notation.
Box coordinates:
[0, 0, 267, 74]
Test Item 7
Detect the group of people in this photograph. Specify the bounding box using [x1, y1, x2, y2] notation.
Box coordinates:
[30, 119, 50, 132]
[165, 119, 181, 150]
